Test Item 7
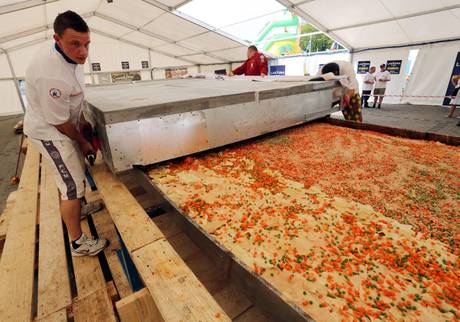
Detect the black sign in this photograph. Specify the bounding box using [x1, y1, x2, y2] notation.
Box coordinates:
[386, 60, 402, 74]
[141, 61, 149, 69]
[357, 61, 370, 74]
[91, 63, 101, 72]
[214, 69, 227, 75]
[121, 61, 130, 70]
[443, 52, 460, 106]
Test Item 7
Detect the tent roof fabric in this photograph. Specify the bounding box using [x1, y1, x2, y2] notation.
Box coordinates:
[0, 0, 249, 64]
[1, 0, 459, 59]
[277, 0, 460, 50]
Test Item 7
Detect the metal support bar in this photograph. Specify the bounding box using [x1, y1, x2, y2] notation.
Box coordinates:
[1, 47, 26, 113]
[148, 49, 153, 80]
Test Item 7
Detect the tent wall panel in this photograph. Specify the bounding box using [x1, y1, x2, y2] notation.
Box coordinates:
[276, 52, 351, 76]
[211, 47, 247, 62]
[398, 11, 460, 43]
[8, 42, 44, 77]
[0, 80, 23, 116]
[403, 41, 460, 106]
[199, 64, 230, 74]
[334, 21, 410, 49]
[143, 13, 207, 41]
[0, 6, 44, 38]
[97, 0, 164, 27]
[1, 31, 47, 51]
[121, 31, 167, 49]
[87, 16, 134, 38]
[352, 47, 409, 104]
[148, 50, 191, 67]
[280, 0, 460, 49]
[45, 0, 99, 24]
[0, 54, 12, 78]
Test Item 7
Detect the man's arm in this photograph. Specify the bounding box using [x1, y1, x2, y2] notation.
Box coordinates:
[258, 54, 268, 76]
[55, 121, 93, 156]
[37, 79, 93, 156]
[231, 61, 247, 76]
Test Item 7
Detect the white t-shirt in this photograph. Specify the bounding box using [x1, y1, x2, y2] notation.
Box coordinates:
[362, 72, 375, 91]
[24, 43, 85, 141]
[319, 60, 359, 92]
[374, 70, 391, 89]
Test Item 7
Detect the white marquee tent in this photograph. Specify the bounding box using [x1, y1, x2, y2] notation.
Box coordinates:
[1, 0, 460, 115]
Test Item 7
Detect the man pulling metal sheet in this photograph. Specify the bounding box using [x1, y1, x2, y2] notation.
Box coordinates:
[23, 11, 109, 257]
[229, 45, 268, 76]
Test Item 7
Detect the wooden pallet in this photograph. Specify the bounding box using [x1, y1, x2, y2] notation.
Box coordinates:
[0, 144, 237, 322]
[0, 144, 133, 321]
[0, 142, 273, 321]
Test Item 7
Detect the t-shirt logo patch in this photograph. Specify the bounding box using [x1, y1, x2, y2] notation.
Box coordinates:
[49, 88, 61, 99]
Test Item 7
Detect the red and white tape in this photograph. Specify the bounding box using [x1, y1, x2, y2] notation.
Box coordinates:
[362, 94, 456, 99]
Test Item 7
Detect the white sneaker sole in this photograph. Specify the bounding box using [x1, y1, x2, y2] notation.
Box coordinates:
[71, 240, 110, 257]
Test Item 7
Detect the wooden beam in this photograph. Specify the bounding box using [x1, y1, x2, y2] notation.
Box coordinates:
[91, 161, 165, 252]
[91, 206, 133, 298]
[73, 288, 117, 322]
[116, 288, 162, 322]
[132, 238, 230, 322]
[69, 220, 108, 298]
[37, 164, 72, 319]
[0, 145, 40, 322]
[0, 191, 17, 242]
[36, 308, 68, 322]
[69, 218, 116, 322]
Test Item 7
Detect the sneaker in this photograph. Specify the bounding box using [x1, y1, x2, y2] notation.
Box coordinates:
[80, 201, 104, 220]
[71, 234, 109, 257]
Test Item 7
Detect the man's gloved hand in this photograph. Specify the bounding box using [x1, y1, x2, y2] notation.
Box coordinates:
[79, 140, 96, 166]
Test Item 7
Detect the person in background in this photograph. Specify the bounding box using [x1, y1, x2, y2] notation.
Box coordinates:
[319, 61, 362, 122]
[362, 66, 376, 108]
[373, 64, 391, 108]
[447, 74, 460, 118]
[229, 45, 268, 76]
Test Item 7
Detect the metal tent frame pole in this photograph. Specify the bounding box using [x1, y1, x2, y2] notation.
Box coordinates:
[1, 47, 26, 113]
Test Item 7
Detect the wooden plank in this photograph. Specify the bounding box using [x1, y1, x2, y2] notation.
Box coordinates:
[0, 191, 18, 241]
[69, 220, 107, 299]
[73, 288, 117, 322]
[36, 308, 68, 322]
[0, 145, 40, 322]
[132, 238, 230, 322]
[37, 164, 72, 319]
[91, 161, 164, 252]
[92, 207, 133, 298]
[116, 288, 162, 322]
